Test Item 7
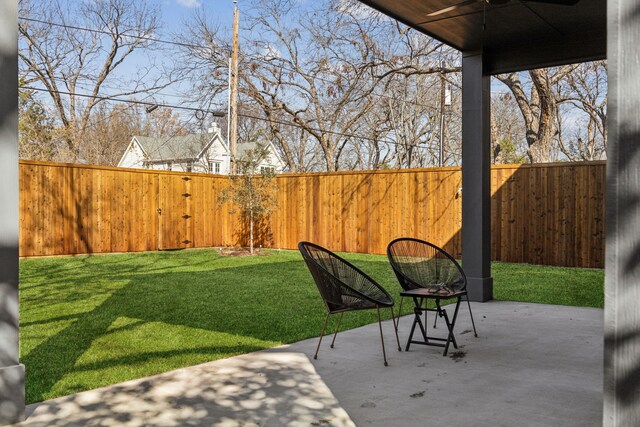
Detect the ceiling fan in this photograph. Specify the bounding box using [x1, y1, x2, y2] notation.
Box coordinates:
[427, 0, 581, 17]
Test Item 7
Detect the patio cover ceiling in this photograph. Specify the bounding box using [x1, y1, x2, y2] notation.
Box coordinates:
[358, 0, 607, 74]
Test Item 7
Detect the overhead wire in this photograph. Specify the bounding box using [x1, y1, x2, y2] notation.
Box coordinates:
[20, 85, 435, 148]
[41, 75, 195, 105]
[19, 14, 453, 154]
[18, 16, 456, 112]
[22, 84, 223, 157]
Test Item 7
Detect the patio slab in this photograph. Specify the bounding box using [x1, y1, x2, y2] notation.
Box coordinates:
[277, 300, 603, 427]
[13, 301, 602, 426]
[14, 352, 355, 427]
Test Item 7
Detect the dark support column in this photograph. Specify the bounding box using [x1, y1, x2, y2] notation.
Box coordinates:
[461, 52, 493, 302]
[604, 0, 640, 424]
[0, 1, 25, 425]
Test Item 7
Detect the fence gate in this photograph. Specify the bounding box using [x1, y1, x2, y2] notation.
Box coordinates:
[157, 174, 193, 250]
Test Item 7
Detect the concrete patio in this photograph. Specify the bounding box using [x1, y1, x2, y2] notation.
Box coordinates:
[13, 301, 603, 427]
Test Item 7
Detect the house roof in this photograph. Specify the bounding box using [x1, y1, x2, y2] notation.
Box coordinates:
[236, 141, 267, 158]
[131, 133, 284, 166]
[133, 134, 219, 162]
[358, 0, 606, 74]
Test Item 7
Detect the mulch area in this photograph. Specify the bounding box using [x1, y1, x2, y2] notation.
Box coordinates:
[217, 247, 271, 257]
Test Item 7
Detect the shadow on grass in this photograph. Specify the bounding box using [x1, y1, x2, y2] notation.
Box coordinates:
[22, 248, 603, 403]
[20, 254, 405, 403]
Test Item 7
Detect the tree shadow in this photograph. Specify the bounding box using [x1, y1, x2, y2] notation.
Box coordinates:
[486, 163, 605, 268]
[22, 351, 354, 427]
[20, 162, 606, 269]
[233, 214, 275, 248]
[20, 256, 400, 403]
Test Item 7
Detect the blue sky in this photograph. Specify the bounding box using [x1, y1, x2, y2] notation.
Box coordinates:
[159, 0, 249, 37]
[21, 0, 309, 125]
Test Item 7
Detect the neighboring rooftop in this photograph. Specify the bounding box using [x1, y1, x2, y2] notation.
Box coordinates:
[133, 134, 219, 162]
[133, 133, 271, 163]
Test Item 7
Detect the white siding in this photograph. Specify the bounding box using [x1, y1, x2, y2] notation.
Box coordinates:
[118, 140, 146, 169]
[204, 136, 231, 175]
[117, 133, 285, 175]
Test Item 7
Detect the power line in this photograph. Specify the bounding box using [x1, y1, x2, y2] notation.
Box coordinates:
[20, 85, 437, 148]
[40, 74, 193, 104]
[19, 16, 454, 112]
[20, 85, 225, 115]
[19, 17, 205, 51]
[20, 84, 227, 157]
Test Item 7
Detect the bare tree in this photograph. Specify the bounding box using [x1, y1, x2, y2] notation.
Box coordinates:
[18, 0, 176, 162]
[178, 0, 457, 172]
[491, 91, 527, 164]
[219, 144, 278, 254]
[81, 104, 188, 166]
[496, 66, 577, 163]
[556, 61, 607, 161]
[377, 67, 464, 169]
[18, 81, 56, 160]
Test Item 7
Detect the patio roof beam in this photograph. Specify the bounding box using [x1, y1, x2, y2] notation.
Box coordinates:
[461, 51, 493, 302]
[0, 1, 25, 425]
[483, 36, 607, 75]
[357, 0, 606, 75]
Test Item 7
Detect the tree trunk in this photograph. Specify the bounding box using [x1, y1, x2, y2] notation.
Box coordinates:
[322, 141, 337, 172]
[526, 128, 556, 163]
[249, 210, 254, 254]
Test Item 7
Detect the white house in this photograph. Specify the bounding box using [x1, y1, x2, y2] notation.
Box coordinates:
[117, 125, 286, 175]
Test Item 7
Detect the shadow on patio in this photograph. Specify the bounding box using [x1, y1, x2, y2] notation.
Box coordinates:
[15, 300, 602, 427]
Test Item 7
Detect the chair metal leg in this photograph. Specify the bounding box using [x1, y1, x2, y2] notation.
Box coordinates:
[330, 312, 344, 348]
[441, 298, 462, 356]
[390, 306, 402, 351]
[416, 299, 429, 341]
[407, 301, 429, 350]
[466, 296, 478, 337]
[433, 308, 438, 329]
[396, 296, 404, 330]
[405, 305, 420, 351]
[314, 313, 330, 360]
[376, 306, 389, 366]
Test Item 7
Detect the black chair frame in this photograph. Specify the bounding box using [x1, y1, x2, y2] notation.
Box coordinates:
[299, 241, 401, 366]
[387, 237, 477, 356]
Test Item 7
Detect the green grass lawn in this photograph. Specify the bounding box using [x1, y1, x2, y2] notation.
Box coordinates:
[19, 248, 604, 403]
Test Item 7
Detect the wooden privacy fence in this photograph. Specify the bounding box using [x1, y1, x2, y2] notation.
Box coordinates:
[19, 160, 606, 268]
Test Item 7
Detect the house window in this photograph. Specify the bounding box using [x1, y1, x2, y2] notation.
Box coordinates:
[260, 166, 275, 175]
[209, 161, 220, 174]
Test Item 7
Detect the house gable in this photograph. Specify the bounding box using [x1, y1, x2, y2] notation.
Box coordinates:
[197, 133, 230, 174]
[117, 137, 148, 169]
[118, 131, 285, 175]
[236, 140, 286, 173]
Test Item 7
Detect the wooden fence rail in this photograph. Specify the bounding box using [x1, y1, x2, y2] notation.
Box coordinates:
[19, 160, 606, 268]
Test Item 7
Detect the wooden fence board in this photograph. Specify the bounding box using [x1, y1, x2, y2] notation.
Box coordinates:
[18, 161, 606, 268]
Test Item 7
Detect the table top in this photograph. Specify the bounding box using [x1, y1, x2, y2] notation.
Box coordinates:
[400, 287, 466, 298]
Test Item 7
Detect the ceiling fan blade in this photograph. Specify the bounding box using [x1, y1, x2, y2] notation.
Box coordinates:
[427, 0, 481, 16]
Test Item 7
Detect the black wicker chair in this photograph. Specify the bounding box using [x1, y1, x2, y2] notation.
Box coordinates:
[298, 241, 401, 366]
[387, 237, 477, 356]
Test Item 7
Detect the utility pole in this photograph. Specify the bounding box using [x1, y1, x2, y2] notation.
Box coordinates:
[229, 0, 239, 174]
[439, 73, 451, 167]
